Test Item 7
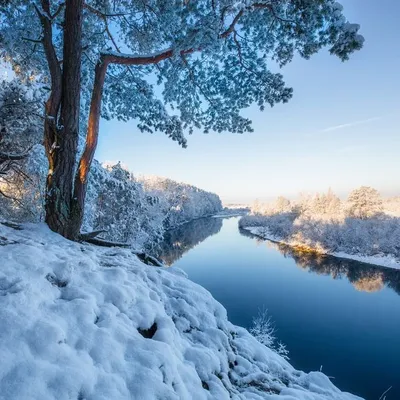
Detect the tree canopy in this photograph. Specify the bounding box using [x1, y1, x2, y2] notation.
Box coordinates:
[1, 0, 364, 143]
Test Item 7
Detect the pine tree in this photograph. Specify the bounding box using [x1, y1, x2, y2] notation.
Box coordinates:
[1, 1, 364, 239]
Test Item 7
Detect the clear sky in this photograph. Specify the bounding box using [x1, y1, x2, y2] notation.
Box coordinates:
[96, 0, 400, 204]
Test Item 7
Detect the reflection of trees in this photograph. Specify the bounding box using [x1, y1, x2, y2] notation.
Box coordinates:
[352, 275, 384, 293]
[152, 217, 223, 266]
[240, 229, 400, 296]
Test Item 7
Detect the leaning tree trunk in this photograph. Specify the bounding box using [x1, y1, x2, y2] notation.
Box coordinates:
[43, 0, 84, 240]
[71, 58, 109, 237]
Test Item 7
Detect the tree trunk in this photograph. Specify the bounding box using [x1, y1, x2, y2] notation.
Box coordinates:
[71, 58, 109, 235]
[44, 0, 84, 240]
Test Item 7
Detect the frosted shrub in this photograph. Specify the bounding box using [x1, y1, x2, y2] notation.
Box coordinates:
[238, 214, 271, 228]
[384, 197, 400, 217]
[346, 186, 383, 219]
[250, 308, 289, 360]
[83, 161, 166, 249]
[0, 79, 46, 222]
[240, 188, 400, 262]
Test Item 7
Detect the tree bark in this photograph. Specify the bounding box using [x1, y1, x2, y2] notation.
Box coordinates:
[71, 57, 109, 237]
[44, 0, 84, 240]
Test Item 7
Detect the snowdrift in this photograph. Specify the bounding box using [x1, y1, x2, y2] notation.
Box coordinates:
[0, 223, 363, 400]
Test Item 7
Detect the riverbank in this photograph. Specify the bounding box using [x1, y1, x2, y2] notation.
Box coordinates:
[0, 221, 363, 400]
[242, 225, 400, 270]
[213, 207, 249, 218]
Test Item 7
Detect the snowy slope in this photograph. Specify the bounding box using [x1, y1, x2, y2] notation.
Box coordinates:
[0, 223, 363, 400]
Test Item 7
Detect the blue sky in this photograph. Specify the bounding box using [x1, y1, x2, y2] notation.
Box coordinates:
[97, 0, 400, 204]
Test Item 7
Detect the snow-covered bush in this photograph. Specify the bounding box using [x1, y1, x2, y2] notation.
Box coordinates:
[82, 161, 166, 249]
[250, 308, 289, 360]
[240, 188, 400, 263]
[0, 144, 47, 221]
[384, 197, 400, 217]
[82, 167, 223, 249]
[251, 196, 293, 216]
[346, 186, 383, 219]
[0, 79, 46, 221]
[239, 212, 296, 239]
[0, 79, 43, 155]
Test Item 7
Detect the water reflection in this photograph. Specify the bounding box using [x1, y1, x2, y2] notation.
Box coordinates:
[159, 218, 400, 399]
[153, 217, 223, 265]
[239, 227, 400, 296]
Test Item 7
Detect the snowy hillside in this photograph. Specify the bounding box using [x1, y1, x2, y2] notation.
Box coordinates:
[0, 222, 363, 400]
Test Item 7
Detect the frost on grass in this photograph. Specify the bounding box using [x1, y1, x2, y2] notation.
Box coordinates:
[0, 223, 363, 400]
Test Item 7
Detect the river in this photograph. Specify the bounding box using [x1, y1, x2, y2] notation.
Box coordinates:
[153, 216, 400, 400]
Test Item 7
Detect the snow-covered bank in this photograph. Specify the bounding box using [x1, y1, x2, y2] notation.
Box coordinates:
[213, 207, 249, 218]
[243, 226, 400, 270]
[0, 223, 363, 400]
[241, 188, 400, 271]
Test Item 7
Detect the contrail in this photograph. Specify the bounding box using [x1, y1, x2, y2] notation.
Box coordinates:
[321, 116, 381, 132]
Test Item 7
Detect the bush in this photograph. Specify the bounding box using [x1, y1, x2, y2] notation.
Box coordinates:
[240, 188, 400, 261]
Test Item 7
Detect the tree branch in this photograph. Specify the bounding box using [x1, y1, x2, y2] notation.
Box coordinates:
[79, 230, 107, 240]
[181, 54, 215, 107]
[84, 4, 128, 18]
[222, 2, 293, 38]
[221, 9, 244, 38]
[34, 1, 62, 118]
[100, 2, 284, 67]
[22, 36, 43, 44]
[82, 237, 131, 248]
[51, 2, 65, 20]
[0, 148, 31, 162]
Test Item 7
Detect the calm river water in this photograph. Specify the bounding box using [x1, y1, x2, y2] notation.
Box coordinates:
[154, 216, 400, 400]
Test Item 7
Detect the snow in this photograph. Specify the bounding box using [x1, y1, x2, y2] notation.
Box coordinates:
[331, 252, 400, 270]
[243, 226, 400, 270]
[213, 207, 249, 218]
[0, 222, 364, 400]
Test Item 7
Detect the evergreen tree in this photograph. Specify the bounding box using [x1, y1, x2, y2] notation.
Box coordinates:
[1, 0, 363, 239]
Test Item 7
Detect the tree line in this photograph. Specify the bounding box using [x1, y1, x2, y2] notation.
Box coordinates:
[240, 187, 400, 261]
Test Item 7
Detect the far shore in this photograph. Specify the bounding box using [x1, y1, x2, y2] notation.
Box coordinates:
[242, 226, 400, 271]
